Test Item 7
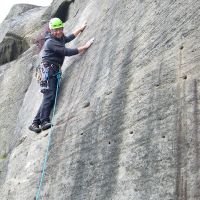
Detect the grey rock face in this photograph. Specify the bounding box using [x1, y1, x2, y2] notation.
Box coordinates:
[1, 0, 200, 200]
[5, 4, 40, 21]
[0, 33, 29, 65]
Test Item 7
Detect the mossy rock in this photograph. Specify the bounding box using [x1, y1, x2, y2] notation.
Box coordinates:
[0, 153, 7, 160]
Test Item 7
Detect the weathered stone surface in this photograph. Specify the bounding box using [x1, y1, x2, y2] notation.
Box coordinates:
[0, 5, 48, 43]
[1, 0, 200, 200]
[5, 4, 39, 21]
[0, 33, 29, 65]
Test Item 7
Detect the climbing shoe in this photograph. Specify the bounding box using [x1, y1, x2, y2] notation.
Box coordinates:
[41, 121, 52, 131]
[29, 123, 41, 134]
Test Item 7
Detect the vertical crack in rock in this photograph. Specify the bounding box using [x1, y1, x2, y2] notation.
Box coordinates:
[175, 46, 188, 200]
[192, 80, 200, 199]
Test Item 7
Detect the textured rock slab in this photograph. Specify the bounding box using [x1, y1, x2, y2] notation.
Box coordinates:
[1, 0, 200, 200]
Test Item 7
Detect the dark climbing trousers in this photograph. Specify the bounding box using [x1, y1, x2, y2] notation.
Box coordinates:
[33, 63, 60, 125]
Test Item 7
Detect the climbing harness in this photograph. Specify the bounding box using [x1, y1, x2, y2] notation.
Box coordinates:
[40, 64, 50, 94]
[35, 71, 61, 200]
[36, 62, 61, 94]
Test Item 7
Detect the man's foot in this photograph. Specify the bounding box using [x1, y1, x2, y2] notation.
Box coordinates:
[41, 121, 52, 131]
[29, 123, 41, 133]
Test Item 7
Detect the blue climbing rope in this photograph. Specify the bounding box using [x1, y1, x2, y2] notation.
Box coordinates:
[35, 72, 61, 200]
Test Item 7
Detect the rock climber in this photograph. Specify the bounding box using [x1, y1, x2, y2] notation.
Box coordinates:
[29, 17, 94, 133]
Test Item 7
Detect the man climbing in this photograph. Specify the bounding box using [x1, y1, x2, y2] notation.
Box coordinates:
[29, 17, 94, 133]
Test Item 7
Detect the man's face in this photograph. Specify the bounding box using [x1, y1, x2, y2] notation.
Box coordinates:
[51, 28, 64, 38]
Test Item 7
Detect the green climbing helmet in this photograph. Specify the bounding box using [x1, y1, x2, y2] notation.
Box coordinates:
[49, 18, 64, 30]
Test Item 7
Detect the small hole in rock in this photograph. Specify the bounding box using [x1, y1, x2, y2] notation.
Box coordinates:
[44, 133, 48, 137]
[183, 75, 187, 80]
[89, 162, 94, 166]
[83, 102, 90, 108]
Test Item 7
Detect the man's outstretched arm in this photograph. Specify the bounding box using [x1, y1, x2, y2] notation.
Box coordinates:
[64, 38, 94, 56]
[65, 22, 87, 43]
[73, 22, 87, 37]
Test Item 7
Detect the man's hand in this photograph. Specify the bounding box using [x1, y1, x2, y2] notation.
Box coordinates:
[79, 22, 87, 32]
[84, 38, 94, 48]
[73, 22, 87, 37]
[78, 37, 95, 53]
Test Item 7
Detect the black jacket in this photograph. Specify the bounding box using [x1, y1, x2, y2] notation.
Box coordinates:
[42, 32, 79, 66]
